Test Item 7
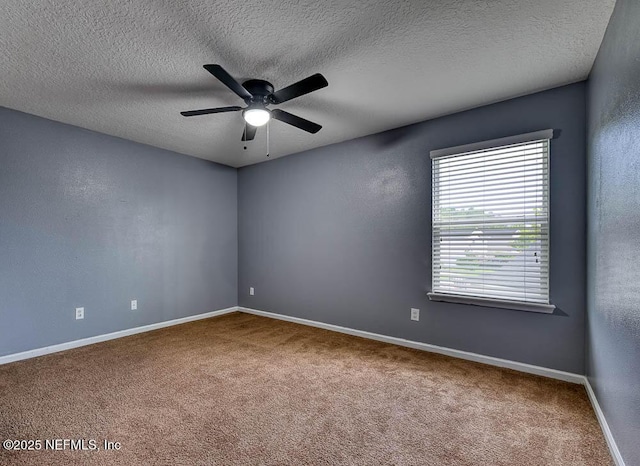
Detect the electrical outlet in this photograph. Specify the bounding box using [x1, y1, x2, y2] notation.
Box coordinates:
[411, 308, 420, 321]
[249, 287, 255, 296]
[131, 300, 137, 311]
[75, 307, 84, 320]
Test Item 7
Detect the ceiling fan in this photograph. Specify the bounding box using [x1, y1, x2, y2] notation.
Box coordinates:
[180, 64, 328, 142]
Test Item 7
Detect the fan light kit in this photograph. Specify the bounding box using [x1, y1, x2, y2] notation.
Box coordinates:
[243, 107, 270, 127]
[180, 64, 328, 155]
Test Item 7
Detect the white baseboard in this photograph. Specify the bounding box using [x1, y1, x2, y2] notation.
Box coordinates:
[237, 306, 583, 384]
[584, 378, 626, 466]
[0, 306, 239, 365]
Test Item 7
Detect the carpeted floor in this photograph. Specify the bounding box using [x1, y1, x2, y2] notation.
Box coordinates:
[0, 312, 611, 465]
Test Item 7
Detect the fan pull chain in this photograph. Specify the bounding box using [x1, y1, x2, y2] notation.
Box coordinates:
[266, 120, 270, 157]
[243, 121, 248, 151]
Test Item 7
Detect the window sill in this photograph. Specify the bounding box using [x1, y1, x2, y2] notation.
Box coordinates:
[427, 292, 556, 314]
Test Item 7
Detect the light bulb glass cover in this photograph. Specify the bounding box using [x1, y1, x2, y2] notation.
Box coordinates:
[243, 108, 270, 127]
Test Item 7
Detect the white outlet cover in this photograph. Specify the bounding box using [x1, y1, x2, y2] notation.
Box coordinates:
[411, 308, 420, 321]
[131, 300, 137, 310]
[249, 287, 254, 296]
[75, 307, 84, 320]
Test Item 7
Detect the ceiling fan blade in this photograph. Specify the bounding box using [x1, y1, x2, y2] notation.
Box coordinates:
[271, 109, 322, 133]
[203, 64, 253, 101]
[271, 73, 328, 104]
[180, 106, 242, 117]
[242, 124, 257, 141]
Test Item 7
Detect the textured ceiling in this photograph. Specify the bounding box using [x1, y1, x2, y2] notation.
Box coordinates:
[1, 0, 615, 167]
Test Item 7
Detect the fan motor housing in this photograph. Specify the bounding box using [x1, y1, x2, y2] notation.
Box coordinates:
[242, 79, 274, 104]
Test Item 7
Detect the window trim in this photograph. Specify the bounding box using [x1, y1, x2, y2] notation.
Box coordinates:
[429, 129, 556, 314]
[430, 129, 554, 160]
[427, 292, 555, 314]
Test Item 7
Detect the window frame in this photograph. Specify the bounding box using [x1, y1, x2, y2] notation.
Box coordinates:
[428, 130, 556, 314]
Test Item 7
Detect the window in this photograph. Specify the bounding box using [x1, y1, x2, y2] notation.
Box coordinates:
[428, 130, 555, 313]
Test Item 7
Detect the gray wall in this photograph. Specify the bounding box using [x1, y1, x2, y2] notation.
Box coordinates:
[0, 107, 237, 357]
[239, 83, 587, 373]
[586, 0, 640, 464]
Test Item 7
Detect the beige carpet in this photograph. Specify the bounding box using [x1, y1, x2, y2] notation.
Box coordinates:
[0, 312, 611, 465]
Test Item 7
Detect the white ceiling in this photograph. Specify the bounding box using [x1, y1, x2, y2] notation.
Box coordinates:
[1, 0, 615, 167]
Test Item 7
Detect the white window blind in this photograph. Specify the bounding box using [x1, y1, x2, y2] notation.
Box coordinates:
[428, 131, 555, 313]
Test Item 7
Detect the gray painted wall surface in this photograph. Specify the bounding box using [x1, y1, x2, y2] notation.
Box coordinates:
[239, 83, 587, 373]
[587, 0, 640, 464]
[0, 107, 237, 357]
